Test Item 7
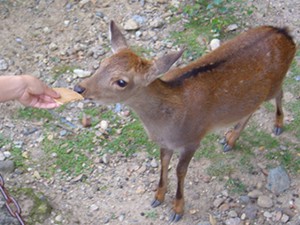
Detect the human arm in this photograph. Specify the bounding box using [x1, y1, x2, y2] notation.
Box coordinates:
[0, 75, 60, 109]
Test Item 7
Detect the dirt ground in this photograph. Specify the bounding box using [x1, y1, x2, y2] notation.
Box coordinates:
[0, 0, 299, 225]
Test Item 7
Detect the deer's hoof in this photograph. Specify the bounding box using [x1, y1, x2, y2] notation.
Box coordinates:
[151, 199, 162, 208]
[274, 126, 283, 136]
[223, 144, 233, 152]
[169, 212, 183, 223]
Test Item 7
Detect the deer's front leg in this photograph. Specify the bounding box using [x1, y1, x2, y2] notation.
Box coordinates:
[170, 145, 198, 222]
[151, 148, 173, 208]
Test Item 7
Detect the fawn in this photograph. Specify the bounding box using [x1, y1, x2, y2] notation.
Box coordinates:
[74, 21, 296, 222]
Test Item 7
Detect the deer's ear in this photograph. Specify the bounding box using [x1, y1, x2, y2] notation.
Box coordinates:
[144, 49, 184, 85]
[109, 21, 128, 53]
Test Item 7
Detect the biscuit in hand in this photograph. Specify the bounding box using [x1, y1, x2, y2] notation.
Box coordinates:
[53, 87, 84, 105]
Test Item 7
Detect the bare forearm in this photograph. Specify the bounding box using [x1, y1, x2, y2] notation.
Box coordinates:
[0, 76, 25, 102]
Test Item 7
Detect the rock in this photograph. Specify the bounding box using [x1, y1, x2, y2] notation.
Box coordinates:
[225, 217, 241, 225]
[0, 58, 9, 71]
[281, 214, 289, 223]
[213, 197, 225, 208]
[248, 189, 263, 198]
[150, 158, 158, 168]
[118, 213, 125, 222]
[90, 204, 99, 211]
[102, 154, 110, 164]
[197, 222, 211, 225]
[210, 38, 220, 51]
[100, 120, 109, 130]
[226, 24, 238, 32]
[228, 210, 238, 218]
[0, 160, 15, 174]
[49, 42, 58, 51]
[73, 69, 92, 78]
[150, 18, 164, 28]
[239, 195, 250, 204]
[124, 18, 140, 31]
[266, 166, 290, 194]
[43, 27, 52, 34]
[55, 214, 63, 222]
[0, 152, 5, 161]
[257, 195, 273, 208]
[243, 204, 258, 219]
[263, 211, 272, 218]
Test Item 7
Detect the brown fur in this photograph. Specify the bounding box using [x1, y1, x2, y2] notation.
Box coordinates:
[75, 22, 296, 221]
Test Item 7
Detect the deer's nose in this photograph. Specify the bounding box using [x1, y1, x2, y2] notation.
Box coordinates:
[74, 84, 86, 94]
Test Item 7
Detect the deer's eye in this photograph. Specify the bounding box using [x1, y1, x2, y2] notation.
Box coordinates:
[116, 79, 128, 88]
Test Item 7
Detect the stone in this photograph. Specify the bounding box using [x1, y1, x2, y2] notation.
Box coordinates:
[73, 69, 92, 78]
[0, 152, 5, 161]
[90, 204, 99, 211]
[257, 195, 273, 208]
[243, 204, 258, 219]
[0, 58, 9, 71]
[0, 160, 15, 174]
[248, 189, 263, 198]
[210, 39, 220, 51]
[226, 24, 238, 32]
[150, 18, 164, 28]
[124, 18, 140, 31]
[102, 154, 110, 164]
[100, 120, 109, 130]
[266, 166, 290, 194]
[213, 197, 225, 208]
[263, 211, 272, 218]
[225, 217, 241, 225]
[281, 214, 289, 223]
[49, 42, 58, 51]
[150, 158, 158, 168]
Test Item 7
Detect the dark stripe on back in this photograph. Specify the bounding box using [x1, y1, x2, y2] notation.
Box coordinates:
[166, 60, 226, 87]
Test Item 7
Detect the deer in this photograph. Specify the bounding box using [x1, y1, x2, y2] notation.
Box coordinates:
[74, 21, 296, 222]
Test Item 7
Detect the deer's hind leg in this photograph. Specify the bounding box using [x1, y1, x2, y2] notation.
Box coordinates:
[274, 89, 284, 136]
[221, 114, 252, 152]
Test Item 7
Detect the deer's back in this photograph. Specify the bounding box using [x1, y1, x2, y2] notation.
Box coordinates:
[161, 26, 296, 131]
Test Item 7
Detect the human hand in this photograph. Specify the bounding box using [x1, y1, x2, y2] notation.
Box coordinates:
[17, 75, 61, 109]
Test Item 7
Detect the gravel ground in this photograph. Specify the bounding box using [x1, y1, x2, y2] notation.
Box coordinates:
[0, 0, 299, 225]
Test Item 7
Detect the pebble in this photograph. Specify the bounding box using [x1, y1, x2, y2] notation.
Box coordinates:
[243, 204, 258, 219]
[124, 18, 140, 31]
[263, 211, 272, 218]
[228, 210, 238, 218]
[0, 160, 15, 174]
[225, 217, 241, 225]
[90, 204, 99, 211]
[281, 214, 289, 223]
[248, 189, 263, 198]
[49, 42, 58, 51]
[213, 197, 225, 208]
[55, 215, 63, 222]
[257, 195, 273, 208]
[197, 222, 211, 225]
[226, 24, 238, 32]
[0, 152, 5, 161]
[100, 120, 109, 130]
[209, 38, 220, 51]
[266, 166, 290, 194]
[150, 158, 158, 168]
[73, 69, 92, 78]
[102, 154, 110, 164]
[0, 58, 9, 71]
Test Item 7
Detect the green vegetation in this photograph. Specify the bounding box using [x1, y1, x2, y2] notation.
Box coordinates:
[225, 178, 247, 194]
[170, 0, 253, 59]
[16, 107, 53, 121]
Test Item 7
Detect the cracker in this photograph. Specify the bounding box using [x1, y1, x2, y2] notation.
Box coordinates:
[53, 87, 84, 105]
